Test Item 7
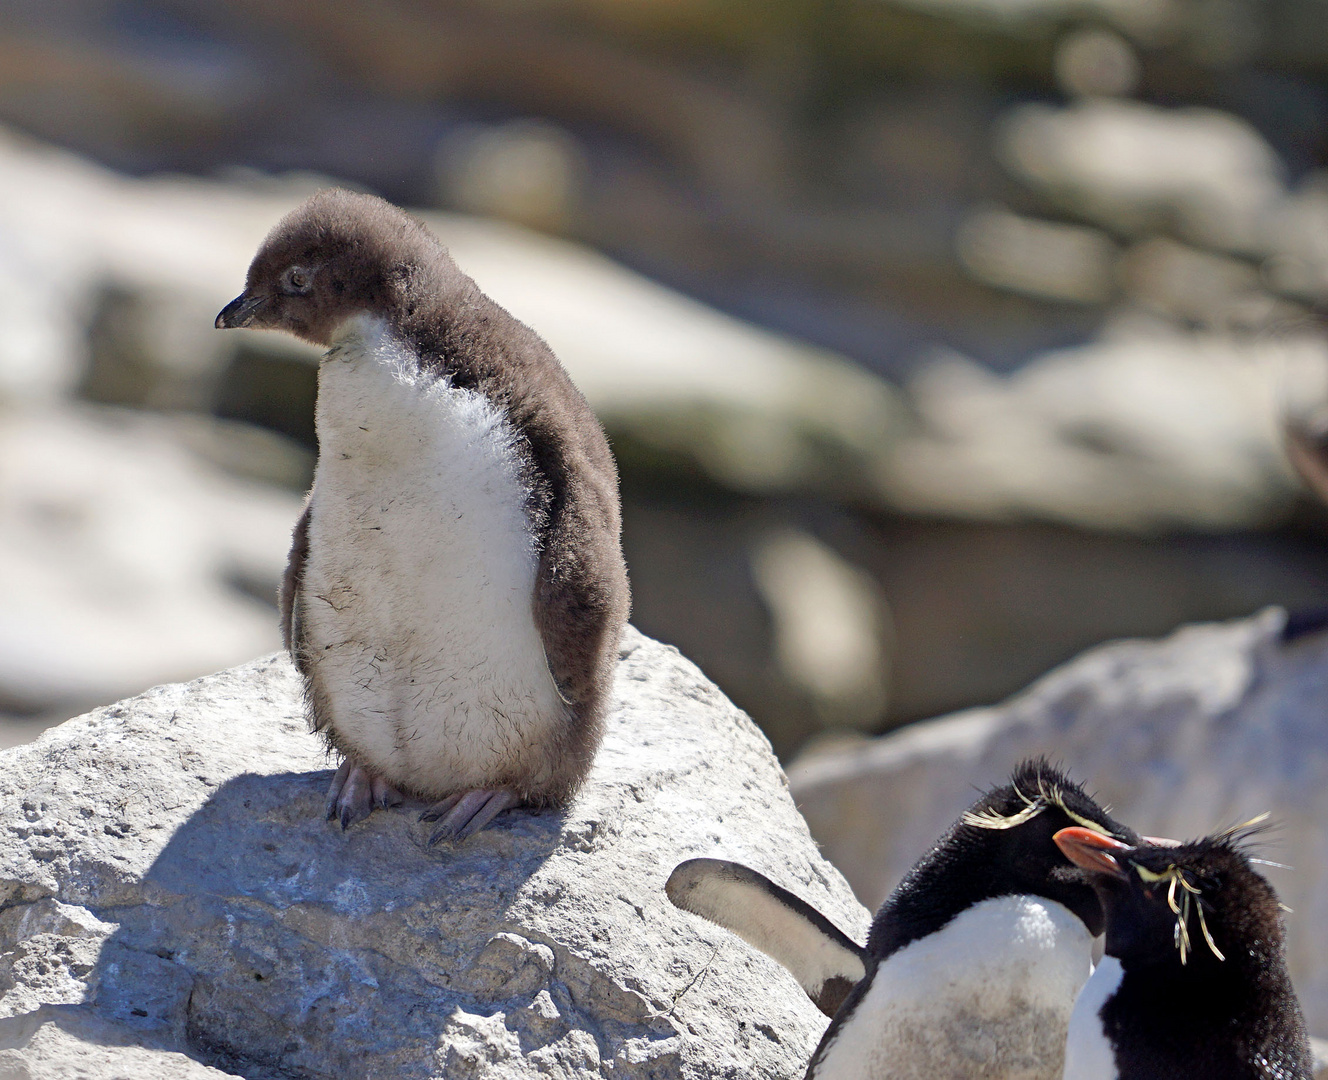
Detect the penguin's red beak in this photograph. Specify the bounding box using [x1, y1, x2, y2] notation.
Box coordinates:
[1054, 826, 1132, 879]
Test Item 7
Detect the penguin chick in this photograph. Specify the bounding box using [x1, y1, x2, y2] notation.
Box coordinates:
[1055, 826, 1312, 1080]
[216, 189, 630, 842]
[667, 758, 1139, 1080]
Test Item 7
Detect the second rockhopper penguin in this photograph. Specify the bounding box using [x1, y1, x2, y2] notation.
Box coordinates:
[217, 189, 630, 842]
[1055, 825, 1313, 1080]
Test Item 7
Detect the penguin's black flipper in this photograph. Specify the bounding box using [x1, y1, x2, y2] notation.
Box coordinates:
[666, 858, 867, 1017]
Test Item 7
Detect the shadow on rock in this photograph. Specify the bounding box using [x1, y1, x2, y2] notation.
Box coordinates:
[81, 766, 625, 1078]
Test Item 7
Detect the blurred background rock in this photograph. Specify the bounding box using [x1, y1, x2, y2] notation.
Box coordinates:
[0, 0, 1327, 765]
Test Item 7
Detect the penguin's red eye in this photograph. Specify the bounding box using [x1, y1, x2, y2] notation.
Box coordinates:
[281, 266, 313, 295]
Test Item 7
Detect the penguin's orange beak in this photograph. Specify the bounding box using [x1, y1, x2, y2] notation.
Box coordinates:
[1054, 826, 1132, 879]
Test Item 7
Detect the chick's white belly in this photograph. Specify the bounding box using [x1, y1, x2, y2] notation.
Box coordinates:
[812, 895, 1094, 1080]
[300, 318, 565, 796]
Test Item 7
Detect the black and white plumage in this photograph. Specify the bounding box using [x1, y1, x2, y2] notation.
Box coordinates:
[216, 189, 630, 842]
[1055, 825, 1313, 1080]
[667, 759, 1139, 1080]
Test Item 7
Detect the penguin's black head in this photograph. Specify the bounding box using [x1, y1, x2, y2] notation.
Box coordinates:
[1057, 823, 1314, 1077]
[1055, 823, 1285, 973]
[216, 189, 464, 346]
[869, 759, 1138, 958]
[955, 758, 1140, 936]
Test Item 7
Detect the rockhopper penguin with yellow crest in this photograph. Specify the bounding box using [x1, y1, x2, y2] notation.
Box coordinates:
[1054, 825, 1312, 1080]
[216, 189, 630, 841]
[668, 759, 1142, 1079]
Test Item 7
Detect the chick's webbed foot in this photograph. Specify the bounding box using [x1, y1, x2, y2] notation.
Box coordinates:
[421, 789, 521, 844]
[325, 759, 404, 830]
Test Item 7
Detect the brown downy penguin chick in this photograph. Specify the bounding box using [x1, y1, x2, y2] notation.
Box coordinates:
[216, 189, 630, 841]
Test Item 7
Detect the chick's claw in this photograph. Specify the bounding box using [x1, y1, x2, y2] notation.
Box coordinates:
[425, 789, 520, 845]
[325, 759, 403, 830]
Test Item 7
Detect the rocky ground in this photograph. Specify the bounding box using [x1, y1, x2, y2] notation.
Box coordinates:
[0, 628, 868, 1079]
[3, 604, 1328, 1075]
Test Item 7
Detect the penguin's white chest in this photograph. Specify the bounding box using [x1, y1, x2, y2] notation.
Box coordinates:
[813, 895, 1094, 1080]
[300, 315, 565, 796]
[1061, 956, 1122, 1080]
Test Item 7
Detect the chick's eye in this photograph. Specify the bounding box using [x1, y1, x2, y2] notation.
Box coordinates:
[281, 266, 312, 295]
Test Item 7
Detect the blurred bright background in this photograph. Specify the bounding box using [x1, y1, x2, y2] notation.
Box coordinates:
[2, 0, 1328, 764]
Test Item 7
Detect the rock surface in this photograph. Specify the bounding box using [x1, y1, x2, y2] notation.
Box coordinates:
[789, 607, 1328, 1033]
[0, 628, 869, 1079]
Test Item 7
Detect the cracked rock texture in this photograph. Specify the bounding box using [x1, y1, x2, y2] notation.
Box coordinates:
[790, 607, 1328, 1036]
[0, 627, 868, 1079]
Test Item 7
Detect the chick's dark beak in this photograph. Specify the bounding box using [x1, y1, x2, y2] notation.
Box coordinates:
[1054, 826, 1132, 880]
[215, 292, 266, 329]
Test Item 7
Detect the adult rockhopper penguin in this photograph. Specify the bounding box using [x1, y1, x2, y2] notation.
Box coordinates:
[1055, 826, 1313, 1080]
[668, 759, 1141, 1079]
[217, 189, 630, 842]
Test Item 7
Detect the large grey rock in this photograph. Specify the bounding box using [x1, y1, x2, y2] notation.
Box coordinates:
[0, 628, 868, 1079]
[789, 607, 1328, 1033]
[0, 1006, 242, 1079]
